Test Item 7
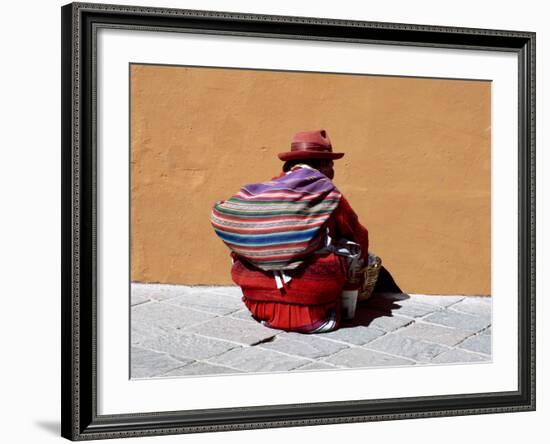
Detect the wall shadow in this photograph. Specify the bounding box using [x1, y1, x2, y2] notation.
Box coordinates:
[374, 265, 402, 293]
[34, 420, 60, 436]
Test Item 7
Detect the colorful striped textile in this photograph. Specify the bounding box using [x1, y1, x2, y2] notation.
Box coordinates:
[211, 167, 342, 271]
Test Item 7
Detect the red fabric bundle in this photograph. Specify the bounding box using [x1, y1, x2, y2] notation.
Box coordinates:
[231, 252, 347, 305]
[231, 252, 347, 332]
[242, 299, 342, 333]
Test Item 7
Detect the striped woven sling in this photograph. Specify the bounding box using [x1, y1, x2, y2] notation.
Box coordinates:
[211, 166, 342, 271]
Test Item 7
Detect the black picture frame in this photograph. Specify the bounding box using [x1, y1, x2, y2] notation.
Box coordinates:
[61, 2, 536, 440]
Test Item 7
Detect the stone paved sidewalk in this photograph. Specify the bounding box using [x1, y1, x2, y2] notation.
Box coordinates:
[130, 284, 492, 379]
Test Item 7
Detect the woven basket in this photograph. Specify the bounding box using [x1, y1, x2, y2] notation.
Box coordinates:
[357, 253, 382, 302]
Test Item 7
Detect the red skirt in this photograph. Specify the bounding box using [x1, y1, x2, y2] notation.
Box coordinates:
[231, 252, 348, 333]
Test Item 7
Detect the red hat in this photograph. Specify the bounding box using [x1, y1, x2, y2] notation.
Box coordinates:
[278, 129, 345, 161]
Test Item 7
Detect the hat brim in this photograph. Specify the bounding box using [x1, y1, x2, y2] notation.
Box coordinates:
[278, 151, 345, 161]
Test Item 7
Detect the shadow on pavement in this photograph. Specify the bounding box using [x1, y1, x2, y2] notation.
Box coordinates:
[341, 266, 409, 329]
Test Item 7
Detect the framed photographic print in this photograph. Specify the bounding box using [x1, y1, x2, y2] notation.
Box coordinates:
[61, 2, 536, 440]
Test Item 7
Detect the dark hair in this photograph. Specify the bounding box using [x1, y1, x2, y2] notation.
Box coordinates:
[282, 158, 330, 172]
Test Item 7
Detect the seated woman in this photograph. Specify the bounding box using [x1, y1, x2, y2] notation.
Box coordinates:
[212, 129, 370, 333]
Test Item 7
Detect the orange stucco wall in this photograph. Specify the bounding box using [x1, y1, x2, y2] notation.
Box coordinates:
[130, 64, 491, 295]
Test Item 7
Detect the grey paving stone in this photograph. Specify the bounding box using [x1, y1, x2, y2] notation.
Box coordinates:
[133, 331, 239, 361]
[164, 285, 244, 298]
[130, 326, 151, 345]
[396, 322, 473, 347]
[390, 302, 441, 318]
[160, 361, 243, 377]
[451, 297, 492, 317]
[131, 283, 189, 301]
[423, 310, 491, 333]
[405, 294, 465, 307]
[294, 361, 340, 371]
[365, 333, 450, 362]
[481, 326, 492, 335]
[366, 295, 440, 318]
[458, 334, 492, 355]
[372, 293, 465, 308]
[320, 325, 386, 345]
[177, 286, 244, 299]
[130, 346, 192, 378]
[205, 286, 244, 297]
[129, 286, 493, 377]
[228, 308, 256, 321]
[431, 348, 489, 364]
[363, 312, 414, 332]
[258, 332, 348, 359]
[132, 284, 244, 301]
[207, 347, 310, 372]
[131, 301, 216, 335]
[323, 348, 415, 368]
[131, 293, 151, 306]
[165, 291, 245, 316]
[185, 316, 277, 345]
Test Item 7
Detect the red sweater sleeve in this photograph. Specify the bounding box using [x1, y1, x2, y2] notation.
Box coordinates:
[331, 196, 369, 259]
